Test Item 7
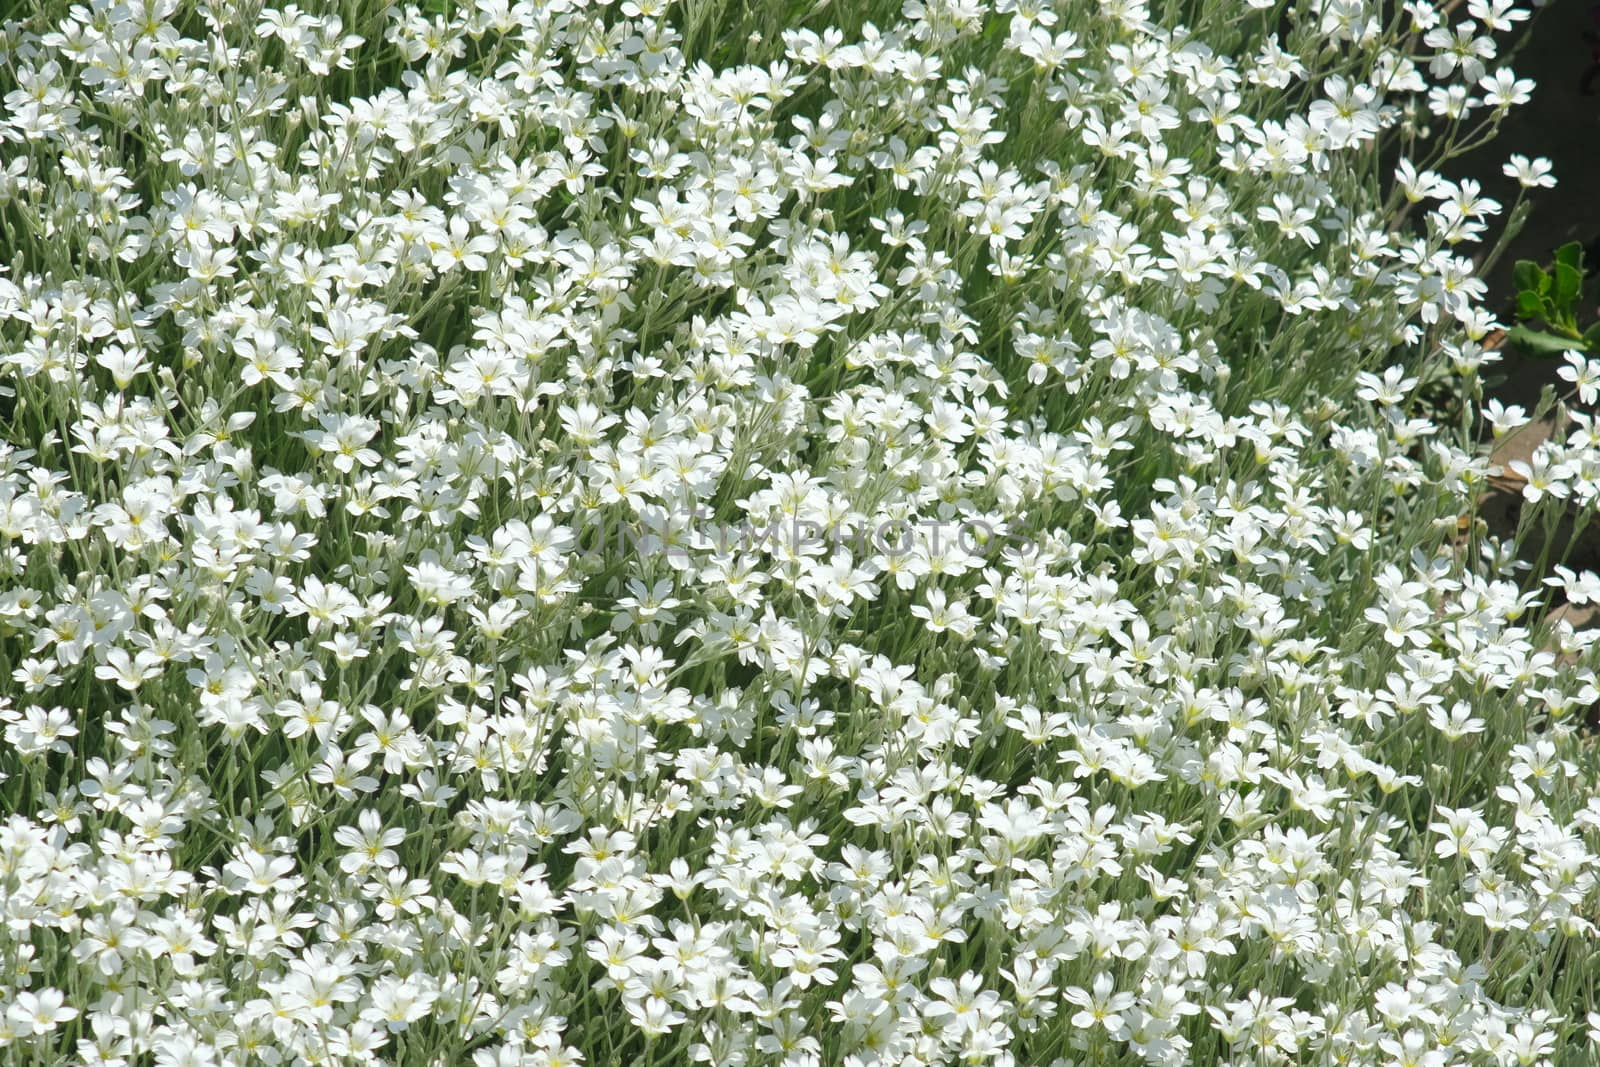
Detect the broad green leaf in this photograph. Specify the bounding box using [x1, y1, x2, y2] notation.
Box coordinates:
[1507, 324, 1585, 357]
[1553, 261, 1583, 313]
[1512, 259, 1547, 297]
[1555, 240, 1585, 274]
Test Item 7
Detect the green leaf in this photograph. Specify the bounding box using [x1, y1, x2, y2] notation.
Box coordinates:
[1507, 324, 1585, 357]
[1553, 261, 1583, 315]
[1585, 320, 1600, 349]
[1512, 260, 1547, 297]
[1515, 291, 1545, 319]
[1555, 240, 1585, 274]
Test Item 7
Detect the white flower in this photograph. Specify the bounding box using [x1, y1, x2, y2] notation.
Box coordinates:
[6, 988, 77, 1036]
[1559, 349, 1600, 405]
[1502, 153, 1555, 188]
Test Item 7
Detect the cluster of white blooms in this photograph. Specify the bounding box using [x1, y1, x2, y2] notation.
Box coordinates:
[0, 0, 1595, 1065]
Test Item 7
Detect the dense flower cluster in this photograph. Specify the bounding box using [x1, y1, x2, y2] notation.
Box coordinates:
[0, 0, 1596, 1064]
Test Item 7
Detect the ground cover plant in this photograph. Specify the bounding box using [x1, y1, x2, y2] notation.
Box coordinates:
[1, 0, 1599, 1064]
